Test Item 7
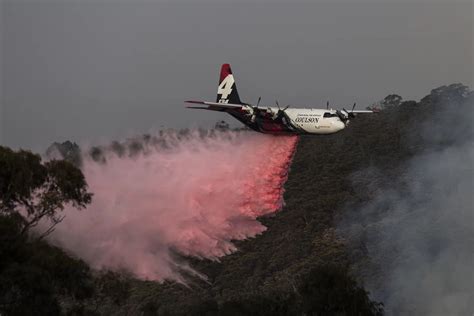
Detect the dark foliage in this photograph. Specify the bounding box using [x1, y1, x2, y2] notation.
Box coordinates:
[298, 265, 383, 316]
[169, 264, 382, 316]
[0, 147, 92, 238]
[0, 148, 94, 315]
[46, 141, 83, 167]
[0, 213, 95, 316]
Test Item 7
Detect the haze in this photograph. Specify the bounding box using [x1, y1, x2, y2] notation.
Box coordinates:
[1, 0, 472, 151]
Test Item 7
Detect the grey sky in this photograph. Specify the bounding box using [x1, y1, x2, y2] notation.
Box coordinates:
[1, 0, 472, 151]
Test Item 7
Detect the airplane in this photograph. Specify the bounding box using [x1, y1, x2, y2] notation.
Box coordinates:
[186, 64, 375, 135]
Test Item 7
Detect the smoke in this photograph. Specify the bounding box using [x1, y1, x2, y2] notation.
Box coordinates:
[340, 90, 473, 315]
[42, 130, 298, 282]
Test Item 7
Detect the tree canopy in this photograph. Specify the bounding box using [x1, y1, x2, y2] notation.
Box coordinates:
[0, 146, 94, 315]
[0, 146, 92, 238]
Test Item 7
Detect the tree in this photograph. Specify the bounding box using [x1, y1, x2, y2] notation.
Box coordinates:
[298, 265, 384, 316]
[0, 146, 95, 315]
[218, 296, 293, 316]
[382, 94, 403, 107]
[0, 146, 92, 239]
[45, 141, 82, 167]
[421, 83, 471, 105]
[0, 263, 62, 315]
[215, 120, 230, 131]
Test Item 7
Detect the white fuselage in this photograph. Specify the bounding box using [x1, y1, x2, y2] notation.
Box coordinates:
[186, 64, 372, 136]
[262, 107, 346, 134]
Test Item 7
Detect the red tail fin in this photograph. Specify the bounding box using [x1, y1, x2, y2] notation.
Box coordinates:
[216, 64, 242, 104]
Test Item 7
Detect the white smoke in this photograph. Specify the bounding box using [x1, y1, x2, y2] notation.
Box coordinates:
[341, 89, 474, 315]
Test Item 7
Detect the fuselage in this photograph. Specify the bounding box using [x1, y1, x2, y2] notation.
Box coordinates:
[229, 106, 346, 135]
[274, 108, 345, 134]
[186, 64, 372, 136]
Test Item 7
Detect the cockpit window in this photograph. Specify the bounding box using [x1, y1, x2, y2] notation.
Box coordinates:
[323, 112, 338, 118]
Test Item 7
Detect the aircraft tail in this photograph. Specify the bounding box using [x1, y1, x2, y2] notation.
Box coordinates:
[216, 64, 242, 104]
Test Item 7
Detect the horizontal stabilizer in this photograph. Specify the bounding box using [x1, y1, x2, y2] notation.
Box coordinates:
[185, 100, 243, 109]
[351, 110, 374, 114]
[187, 106, 211, 110]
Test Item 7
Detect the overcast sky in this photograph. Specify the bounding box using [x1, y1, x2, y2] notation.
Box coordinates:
[1, 0, 472, 151]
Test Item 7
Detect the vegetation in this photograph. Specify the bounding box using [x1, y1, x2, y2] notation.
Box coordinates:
[1, 83, 471, 315]
[0, 149, 94, 315]
[0, 147, 92, 238]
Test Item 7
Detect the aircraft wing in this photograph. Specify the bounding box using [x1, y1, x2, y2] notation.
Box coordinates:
[351, 110, 375, 114]
[185, 100, 243, 110]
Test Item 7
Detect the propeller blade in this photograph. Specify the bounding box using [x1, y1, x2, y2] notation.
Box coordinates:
[351, 102, 356, 112]
[327, 101, 329, 110]
[256, 97, 261, 108]
[282, 105, 290, 111]
[336, 110, 346, 123]
[276, 100, 280, 110]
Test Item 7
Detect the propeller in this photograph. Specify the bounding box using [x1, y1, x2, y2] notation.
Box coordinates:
[336, 109, 348, 124]
[348, 102, 356, 118]
[273, 100, 290, 120]
[248, 97, 262, 112]
[336, 102, 357, 124]
[248, 98, 291, 121]
[275, 100, 291, 111]
[327, 101, 329, 110]
[245, 97, 262, 121]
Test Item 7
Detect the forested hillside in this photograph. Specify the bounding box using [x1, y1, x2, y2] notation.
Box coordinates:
[1, 84, 471, 315]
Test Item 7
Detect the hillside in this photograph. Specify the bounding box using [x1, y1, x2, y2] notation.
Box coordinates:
[105, 83, 472, 315]
[1, 83, 472, 315]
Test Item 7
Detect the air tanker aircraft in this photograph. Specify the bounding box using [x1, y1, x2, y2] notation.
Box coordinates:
[186, 64, 375, 135]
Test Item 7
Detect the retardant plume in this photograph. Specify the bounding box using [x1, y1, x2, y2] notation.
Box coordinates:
[43, 130, 298, 282]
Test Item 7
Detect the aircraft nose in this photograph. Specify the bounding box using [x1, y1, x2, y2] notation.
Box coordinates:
[332, 120, 345, 131]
